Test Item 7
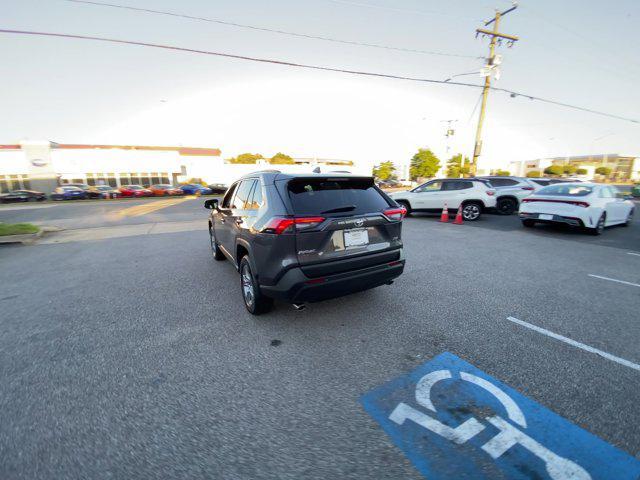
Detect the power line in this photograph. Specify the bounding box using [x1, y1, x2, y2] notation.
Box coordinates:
[0, 28, 637, 124]
[320, 0, 477, 20]
[62, 0, 481, 59]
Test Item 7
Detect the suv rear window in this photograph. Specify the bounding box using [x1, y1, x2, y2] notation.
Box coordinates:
[488, 178, 519, 187]
[287, 178, 389, 215]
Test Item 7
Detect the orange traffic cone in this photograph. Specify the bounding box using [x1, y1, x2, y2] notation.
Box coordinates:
[453, 205, 464, 224]
[439, 203, 449, 222]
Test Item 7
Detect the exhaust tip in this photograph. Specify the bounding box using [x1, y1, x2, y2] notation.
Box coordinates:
[292, 303, 306, 311]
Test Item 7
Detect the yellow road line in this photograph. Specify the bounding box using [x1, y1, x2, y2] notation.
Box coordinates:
[114, 196, 195, 218]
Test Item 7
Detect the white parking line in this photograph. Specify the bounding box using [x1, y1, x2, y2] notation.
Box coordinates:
[627, 252, 640, 257]
[506, 317, 640, 372]
[588, 274, 640, 288]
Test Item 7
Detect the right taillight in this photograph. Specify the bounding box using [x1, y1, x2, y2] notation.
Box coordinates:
[261, 216, 325, 234]
[383, 207, 407, 221]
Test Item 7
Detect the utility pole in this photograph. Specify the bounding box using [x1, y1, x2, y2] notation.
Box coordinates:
[471, 4, 519, 176]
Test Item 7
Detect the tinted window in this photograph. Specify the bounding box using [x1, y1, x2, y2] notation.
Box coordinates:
[442, 181, 473, 191]
[221, 183, 238, 208]
[414, 180, 442, 192]
[537, 185, 593, 197]
[231, 180, 255, 209]
[531, 179, 550, 186]
[488, 178, 519, 187]
[288, 178, 388, 215]
[247, 182, 263, 210]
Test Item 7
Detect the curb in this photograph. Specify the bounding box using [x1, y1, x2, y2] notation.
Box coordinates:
[0, 225, 64, 245]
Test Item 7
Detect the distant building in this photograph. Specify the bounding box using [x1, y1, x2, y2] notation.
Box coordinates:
[0, 141, 360, 193]
[509, 154, 638, 181]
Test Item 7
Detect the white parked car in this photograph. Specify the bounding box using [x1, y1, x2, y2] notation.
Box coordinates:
[518, 183, 635, 235]
[389, 178, 497, 221]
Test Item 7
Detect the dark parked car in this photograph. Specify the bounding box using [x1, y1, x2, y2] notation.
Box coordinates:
[87, 185, 121, 199]
[0, 190, 47, 203]
[204, 171, 406, 314]
[50, 186, 87, 200]
[63, 183, 91, 192]
[207, 183, 229, 194]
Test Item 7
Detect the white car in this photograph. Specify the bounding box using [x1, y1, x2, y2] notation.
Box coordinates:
[389, 178, 497, 221]
[518, 183, 635, 235]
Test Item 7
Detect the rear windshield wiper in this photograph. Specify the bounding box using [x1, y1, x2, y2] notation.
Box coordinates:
[320, 205, 357, 214]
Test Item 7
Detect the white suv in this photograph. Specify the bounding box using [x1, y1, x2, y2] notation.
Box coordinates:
[389, 178, 496, 221]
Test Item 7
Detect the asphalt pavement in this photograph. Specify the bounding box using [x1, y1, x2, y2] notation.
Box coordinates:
[0, 198, 638, 479]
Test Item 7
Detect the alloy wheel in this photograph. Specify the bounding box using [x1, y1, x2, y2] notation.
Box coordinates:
[241, 264, 255, 309]
[462, 204, 481, 221]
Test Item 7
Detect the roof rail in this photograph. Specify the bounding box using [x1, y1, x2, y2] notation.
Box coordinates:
[250, 169, 281, 174]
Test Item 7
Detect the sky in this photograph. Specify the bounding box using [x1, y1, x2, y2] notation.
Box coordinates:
[1, 0, 639, 173]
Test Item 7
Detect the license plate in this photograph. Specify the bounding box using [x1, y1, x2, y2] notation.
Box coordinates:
[539, 214, 553, 220]
[344, 228, 369, 247]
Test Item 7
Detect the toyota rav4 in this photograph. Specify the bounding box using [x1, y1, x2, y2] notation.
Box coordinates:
[205, 171, 406, 314]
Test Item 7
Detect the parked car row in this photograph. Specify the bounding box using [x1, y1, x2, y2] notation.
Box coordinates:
[0, 183, 229, 203]
[387, 176, 635, 235]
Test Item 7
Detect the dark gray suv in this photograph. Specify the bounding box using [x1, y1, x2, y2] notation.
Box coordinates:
[204, 171, 406, 314]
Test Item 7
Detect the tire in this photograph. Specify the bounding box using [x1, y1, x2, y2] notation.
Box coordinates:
[461, 202, 482, 221]
[622, 208, 634, 227]
[496, 197, 517, 215]
[239, 256, 273, 315]
[522, 219, 536, 228]
[396, 200, 412, 217]
[209, 227, 226, 261]
[589, 213, 606, 236]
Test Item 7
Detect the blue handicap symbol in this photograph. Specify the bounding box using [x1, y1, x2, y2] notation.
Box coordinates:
[360, 352, 640, 480]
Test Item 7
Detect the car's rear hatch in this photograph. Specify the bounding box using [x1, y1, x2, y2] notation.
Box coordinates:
[275, 176, 404, 278]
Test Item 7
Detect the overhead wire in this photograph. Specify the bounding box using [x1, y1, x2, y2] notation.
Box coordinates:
[62, 0, 482, 59]
[0, 28, 637, 124]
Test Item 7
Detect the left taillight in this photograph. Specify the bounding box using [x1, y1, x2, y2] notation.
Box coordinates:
[261, 216, 325, 234]
[383, 207, 407, 221]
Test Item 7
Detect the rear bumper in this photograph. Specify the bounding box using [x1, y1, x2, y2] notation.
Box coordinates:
[519, 212, 584, 227]
[260, 250, 405, 303]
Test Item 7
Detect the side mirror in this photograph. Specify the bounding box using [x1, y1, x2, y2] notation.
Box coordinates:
[204, 199, 218, 210]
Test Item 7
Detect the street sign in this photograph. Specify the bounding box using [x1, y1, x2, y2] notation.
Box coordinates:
[360, 352, 640, 480]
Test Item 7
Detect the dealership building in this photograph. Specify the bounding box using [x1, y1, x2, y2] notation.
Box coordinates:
[0, 141, 358, 193]
[509, 154, 639, 181]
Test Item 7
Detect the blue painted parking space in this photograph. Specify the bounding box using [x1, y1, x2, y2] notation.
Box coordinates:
[360, 352, 640, 480]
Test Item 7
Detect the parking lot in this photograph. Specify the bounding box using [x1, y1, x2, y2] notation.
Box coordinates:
[1, 197, 639, 479]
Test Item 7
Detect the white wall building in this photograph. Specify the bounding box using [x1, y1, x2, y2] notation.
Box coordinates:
[0, 141, 360, 193]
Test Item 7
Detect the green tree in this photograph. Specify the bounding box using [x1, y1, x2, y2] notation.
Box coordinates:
[494, 170, 511, 176]
[595, 166, 612, 176]
[526, 170, 541, 178]
[228, 153, 263, 164]
[563, 165, 577, 175]
[544, 165, 564, 176]
[269, 152, 295, 164]
[372, 161, 396, 181]
[576, 168, 588, 175]
[409, 148, 441, 180]
[445, 154, 470, 178]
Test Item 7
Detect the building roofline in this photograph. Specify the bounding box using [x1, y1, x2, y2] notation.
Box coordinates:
[0, 143, 220, 156]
